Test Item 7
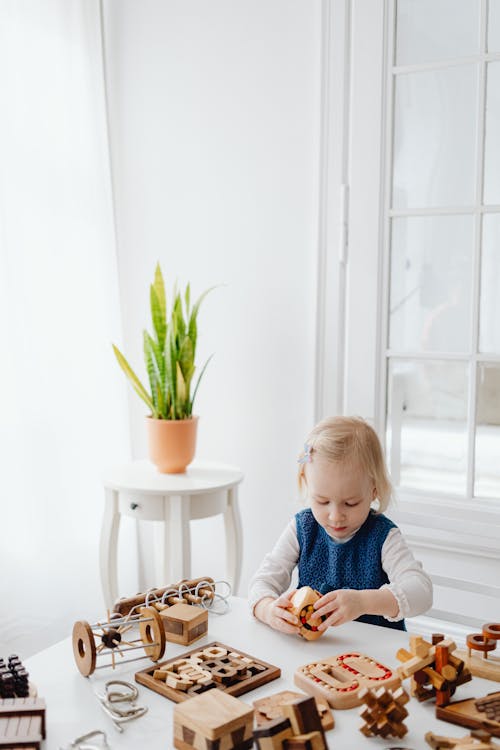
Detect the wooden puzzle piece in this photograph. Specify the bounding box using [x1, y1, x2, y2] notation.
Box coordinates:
[455, 623, 500, 683]
[294, 651, 400, 709]
[160, 602, 208, 645]
[358, 685, 409, 739]
[253, 690, 334, 731]
[436, 692, 500, 738]
[426, 729, 500, 750]
[173, 687, 254, 750]
[0, 697, 46, 749]
[136, 642, 281, 702]
[113, 576, 217, 616]
[254, 697, 327, 750]
[289, 588, 326, 641]
[396, 633, 471, 706]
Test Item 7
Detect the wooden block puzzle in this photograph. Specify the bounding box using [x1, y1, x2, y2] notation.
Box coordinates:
[0, 697, 46, 749]
[358, 685, 409, 739]
[173, 687, 254, 750]
[435, 692, 500, 737]
[294, 651, 400, 709]
[426, 729, 500, 750]
[396, 633, 471, 706]
[289, 588, 326, 641]
[135, 642, 281, 703]
[455, 623, 500, 683]
[254, 696, 327, 750]
[160, 603, 208, 646]
[253, 690, 334, 731]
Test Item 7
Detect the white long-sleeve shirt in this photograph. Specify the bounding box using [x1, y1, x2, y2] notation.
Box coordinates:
[248, 518, 433, 622]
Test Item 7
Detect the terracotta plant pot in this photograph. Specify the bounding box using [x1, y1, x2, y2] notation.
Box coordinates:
[146, 416, 199, 474]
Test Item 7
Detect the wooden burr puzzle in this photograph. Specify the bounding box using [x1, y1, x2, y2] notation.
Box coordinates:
[358, 685, 410, 739]
[135, 642, 281, 702]
[294, 651, 400, 709]
[396, 633, 471, 706]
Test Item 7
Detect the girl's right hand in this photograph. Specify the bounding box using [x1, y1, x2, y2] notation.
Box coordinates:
[254, 592, 300, 634]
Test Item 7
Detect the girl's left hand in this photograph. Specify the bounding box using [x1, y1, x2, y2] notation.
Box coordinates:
[310, 589, 365, 629]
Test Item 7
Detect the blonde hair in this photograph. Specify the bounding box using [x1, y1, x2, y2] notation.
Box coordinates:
[297, 416, 392, 512]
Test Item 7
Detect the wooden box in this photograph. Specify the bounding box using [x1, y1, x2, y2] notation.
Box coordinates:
[161, 603, 208, 645]
[173, 687, 253, 750]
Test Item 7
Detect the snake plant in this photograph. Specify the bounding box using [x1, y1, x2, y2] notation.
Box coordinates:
[113, 264, 214, 419]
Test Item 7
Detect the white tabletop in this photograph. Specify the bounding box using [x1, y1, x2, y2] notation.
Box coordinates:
[26, 597, 495, 750]
[102, 460, 244, 495]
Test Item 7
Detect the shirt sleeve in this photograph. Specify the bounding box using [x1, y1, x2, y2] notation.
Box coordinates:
[380, 527, 433, 621]
[247, 518, 300, 615]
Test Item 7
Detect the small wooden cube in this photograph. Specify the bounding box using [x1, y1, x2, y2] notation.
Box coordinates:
[173, 688, 254, 749]
[161, 603, 208, 645]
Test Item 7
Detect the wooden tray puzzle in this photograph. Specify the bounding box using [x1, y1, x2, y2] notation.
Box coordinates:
[135, 641, 281, 703]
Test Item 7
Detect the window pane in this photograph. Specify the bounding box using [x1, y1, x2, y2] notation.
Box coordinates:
[475, 363, 500, 498]
[488, 0, 500, 53]
[484, 62, 500, 205]
[386, 359, 469, 495]
[396, 0, 480, 66]
[479, 214, 500, 353]
[389, 215, 474, 352]
[393, 66, 478, 209]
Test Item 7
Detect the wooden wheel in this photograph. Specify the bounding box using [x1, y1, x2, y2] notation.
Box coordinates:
[466, 633, 496, 654]
[139, 606, 165, 661]
[72, 620, 97, 677]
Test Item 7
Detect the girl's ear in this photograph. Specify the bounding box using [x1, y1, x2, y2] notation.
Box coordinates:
[371, 485, 377, 500]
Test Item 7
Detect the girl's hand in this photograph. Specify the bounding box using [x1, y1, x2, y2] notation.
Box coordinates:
[255, 591, 300, 634]
[310, 589, 365, 629]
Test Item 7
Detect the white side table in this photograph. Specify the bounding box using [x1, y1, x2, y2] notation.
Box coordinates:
[99, 460, 244, 609]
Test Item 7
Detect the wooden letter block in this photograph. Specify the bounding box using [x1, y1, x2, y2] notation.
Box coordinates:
[173, 688, 253, 750]
[161, 603, 208, 646]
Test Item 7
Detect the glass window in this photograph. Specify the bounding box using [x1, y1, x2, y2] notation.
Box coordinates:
[393, 65, 478, 209]
[389, 215, 474, 352]
[483, 62, 500, 205]
[479, 214, 500, 353]
[488, 0, 500, 53]
[396, 0, 480, 66]
[475, 363, 500, 498]
[386, 359, 469, 495]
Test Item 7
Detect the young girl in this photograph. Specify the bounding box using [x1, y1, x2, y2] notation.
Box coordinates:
[249, 416, 432, 633]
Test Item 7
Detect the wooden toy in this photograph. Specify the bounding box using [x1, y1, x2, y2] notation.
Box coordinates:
[358, 685, 409, 738]
[173, 687, 254, 750]
[0, 655, 30, 698]
[289, 588, 326, 641]
[254, 696, 327, 750]
[0, 696, 46, 749]
[426, 729, 500, 750]
[253, 690, 334, 731]
[113, 576, 223, 616]
[456, 623, 500, 683]
[435, 691, 500, 737]
[294, 651, 400, 709]
[136, 641, 281, 702]
[72, 606, 165, 676]
[396, 633, 471, 705]
[161, 602, 208, 645]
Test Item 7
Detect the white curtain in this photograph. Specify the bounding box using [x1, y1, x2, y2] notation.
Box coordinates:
[0, 0, 129, 655]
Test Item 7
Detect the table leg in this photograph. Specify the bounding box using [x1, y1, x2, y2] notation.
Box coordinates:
[99, 488, 120, 609]
[168, 494, 191, 582]
[224, 485, 243, 595]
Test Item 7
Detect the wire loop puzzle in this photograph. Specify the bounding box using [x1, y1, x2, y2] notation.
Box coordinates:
[113, 576, 232, 618]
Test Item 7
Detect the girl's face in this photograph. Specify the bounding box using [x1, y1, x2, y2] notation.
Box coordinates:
[304, 457, 376, 540]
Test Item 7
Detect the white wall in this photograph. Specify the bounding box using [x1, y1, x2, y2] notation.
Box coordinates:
[102, 1, 322, 595]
